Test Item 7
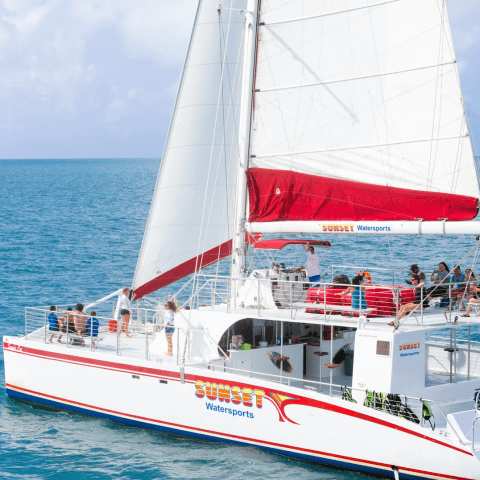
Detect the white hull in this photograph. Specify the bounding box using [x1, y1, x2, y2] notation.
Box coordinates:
[5, 336, 480, 480]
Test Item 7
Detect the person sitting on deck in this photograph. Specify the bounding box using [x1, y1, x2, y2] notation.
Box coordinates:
[47, 305, 64, 343]
[464, 269, 477, 302]
[461, 284, 480, 317]
[58, 307, 74, 334]
[62, 303, 88, 346]
[454, 268, 475, 310]
[426, 262, 450, 298]
[295, 244, 321, 285]
[388, 275, 427, 326]
[449, 266, 467, 308]
[336, 275, 367, 311]
[406, 264, 426, 285]
[81, 311, 100, 348]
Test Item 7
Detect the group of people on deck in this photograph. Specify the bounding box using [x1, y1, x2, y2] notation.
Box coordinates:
[47, 287, 179, 355]
[327, 262, 480, 326]
[48, 304, 99, 346]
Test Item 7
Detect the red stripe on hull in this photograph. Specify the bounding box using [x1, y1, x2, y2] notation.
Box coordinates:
[247, 168, 478, 222]
[5, 383, 473, 480]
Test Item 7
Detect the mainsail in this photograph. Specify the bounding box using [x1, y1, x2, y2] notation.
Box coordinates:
[248, 0, 479, 223]
[133, 0, 247, 299]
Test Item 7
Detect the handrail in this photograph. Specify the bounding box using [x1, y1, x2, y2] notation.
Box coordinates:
[472, 415, 480, 451]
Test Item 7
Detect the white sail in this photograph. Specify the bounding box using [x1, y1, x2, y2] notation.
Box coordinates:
[248, 0, 479, 223]
[133, 0, 247, 299]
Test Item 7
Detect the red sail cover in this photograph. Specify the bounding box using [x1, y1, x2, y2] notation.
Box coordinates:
[247, 168, 478, 222]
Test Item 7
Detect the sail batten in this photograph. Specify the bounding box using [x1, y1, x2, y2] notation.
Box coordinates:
[261, 0, 401, 26]
[256, 60, 457, 93]
[253, 134, 469, 159]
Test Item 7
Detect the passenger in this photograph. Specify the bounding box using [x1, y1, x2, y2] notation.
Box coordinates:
[336, 275, 367, 310]
[388, 275, 427, 326]
[58, 307, 74, 338]
[449, 266, 467, 309]
[72, 303, 88, 336]
[461, 283, 480, 317]
[119, 287, 134, 339]
[464, 269, 477, 302]
[47, 306, 64, 343]
[406, 264, 426, 285]
[82, 311, 100, 348]
[295, 244, 321, 285]
[69, 303, 88, 346]
[164, 301, 179, 356]
[332, 274, 350, 286]
[426, 262, 450, 298]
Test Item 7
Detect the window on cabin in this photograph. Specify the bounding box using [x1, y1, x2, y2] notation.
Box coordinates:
[376, 341, 390, 356]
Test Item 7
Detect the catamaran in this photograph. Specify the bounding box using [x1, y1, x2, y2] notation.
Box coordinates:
[5, 0, 480, 478]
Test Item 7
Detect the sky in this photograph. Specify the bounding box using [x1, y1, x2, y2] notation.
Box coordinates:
[0, 0, 479, 160]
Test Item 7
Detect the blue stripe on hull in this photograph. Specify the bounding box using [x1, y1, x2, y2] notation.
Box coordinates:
[5, 388, 435, 480]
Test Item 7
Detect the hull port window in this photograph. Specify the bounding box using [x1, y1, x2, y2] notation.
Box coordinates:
[376, 341, 391, 356]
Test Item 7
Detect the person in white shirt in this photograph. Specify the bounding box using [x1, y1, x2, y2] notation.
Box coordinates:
[296, 244, 321, 285]
[119, 287, 134, 339]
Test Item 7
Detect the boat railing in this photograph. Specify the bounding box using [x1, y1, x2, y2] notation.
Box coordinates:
[24, 306, 122, 353]
[22, 306, 226, 366]
[164, 274, 476, 327]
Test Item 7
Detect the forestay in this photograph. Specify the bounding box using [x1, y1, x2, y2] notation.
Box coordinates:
[248, 0, 480, 223]
[133, 0, 248, 299]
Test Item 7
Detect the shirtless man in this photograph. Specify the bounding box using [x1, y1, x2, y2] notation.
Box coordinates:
[72, 303, 88, 345]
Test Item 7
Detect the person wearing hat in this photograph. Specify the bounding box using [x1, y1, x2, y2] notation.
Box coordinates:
[406, 264, 425, 285]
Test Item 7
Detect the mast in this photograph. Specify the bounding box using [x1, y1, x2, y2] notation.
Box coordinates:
[231, 0, 258, 286]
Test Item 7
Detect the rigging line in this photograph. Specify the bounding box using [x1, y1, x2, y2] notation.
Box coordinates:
[426, 0, 446, 192]
[261, 0, 400, 26]
[290, 17, 305, 171]
[256, 61, 456, 93]
[214, 2, 244, 283]
[219, 7, 231, 244]
[252, 134, 468, 158]
[198, 4, 248, 287]
[197, 3, 236, 274]
[386, 236, 397, 287]
[451, 109, 467, 194]
[219, 5, 247, 240]
[190, 5, 232, 302]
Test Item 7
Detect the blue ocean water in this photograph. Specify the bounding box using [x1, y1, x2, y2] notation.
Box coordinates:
[1, 158, 480, 479]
